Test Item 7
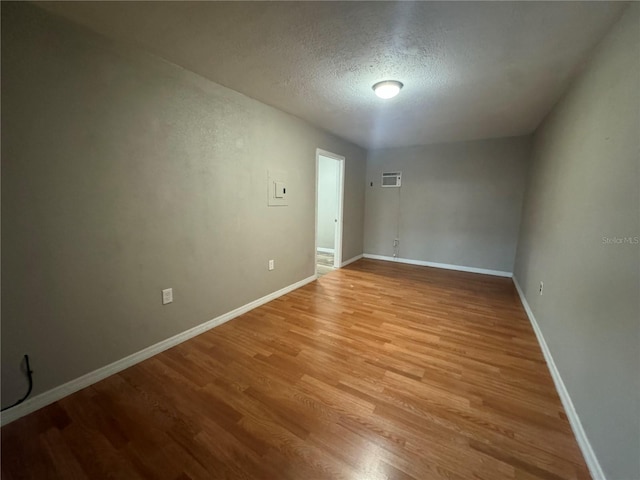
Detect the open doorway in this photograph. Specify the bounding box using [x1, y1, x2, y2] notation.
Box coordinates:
[315, 149, 345, 277]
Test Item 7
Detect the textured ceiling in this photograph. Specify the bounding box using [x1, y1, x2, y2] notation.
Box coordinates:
[36, 1, 626, 149]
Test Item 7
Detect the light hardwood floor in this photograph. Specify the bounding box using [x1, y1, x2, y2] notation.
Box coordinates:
[1, 259, 589, 479]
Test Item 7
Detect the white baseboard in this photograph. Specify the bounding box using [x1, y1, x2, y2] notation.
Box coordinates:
[341, 254, 363, 267]
[363, 253, 512, 278]
[0, 274, 317, 427]
[512, 277, 605, 480]
[317, 247, 335, 254]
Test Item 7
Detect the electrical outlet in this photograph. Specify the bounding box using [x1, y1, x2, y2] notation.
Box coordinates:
[393, 239, 399, 246]
[268, 259, 275, 271]
[539, 281, 544, 296]
[162, 288, 173, 305]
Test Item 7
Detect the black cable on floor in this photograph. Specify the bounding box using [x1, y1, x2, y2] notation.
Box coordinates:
[1, 355, 34, 412]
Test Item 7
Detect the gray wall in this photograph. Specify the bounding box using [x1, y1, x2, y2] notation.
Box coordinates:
[365, 137, 530, 273]
[317, 156, 338, 251]
[1, 2, 366, 403]
[514, 5, 639, 479]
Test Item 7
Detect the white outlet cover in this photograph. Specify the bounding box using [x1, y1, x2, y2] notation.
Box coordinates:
[162, 288, 173, 305]
[268, 259, 275, 271]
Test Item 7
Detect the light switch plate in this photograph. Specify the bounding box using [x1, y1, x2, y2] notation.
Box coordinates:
[268, 170, 288, 206]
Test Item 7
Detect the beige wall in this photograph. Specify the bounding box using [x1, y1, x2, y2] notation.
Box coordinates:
[1, 2, 366, 403]
[514, 5, 640, 479]
[365, 137, 530, 273]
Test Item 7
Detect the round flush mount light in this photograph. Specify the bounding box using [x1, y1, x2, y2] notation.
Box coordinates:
[372, 80, 403, 99]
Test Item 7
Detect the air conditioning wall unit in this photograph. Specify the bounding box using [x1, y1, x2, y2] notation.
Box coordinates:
[382, 171, 402, 187]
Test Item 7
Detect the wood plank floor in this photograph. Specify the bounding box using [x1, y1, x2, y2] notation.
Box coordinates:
[1, 259, 590, 479]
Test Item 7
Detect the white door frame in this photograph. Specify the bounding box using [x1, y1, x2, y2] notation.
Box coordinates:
[315, 148, 345, 276]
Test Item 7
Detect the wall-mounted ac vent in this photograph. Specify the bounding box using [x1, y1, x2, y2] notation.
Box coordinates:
[382, 172, 402, 187]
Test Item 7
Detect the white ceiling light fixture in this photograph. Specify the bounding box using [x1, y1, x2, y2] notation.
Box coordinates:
[372, 80, 403, 99]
